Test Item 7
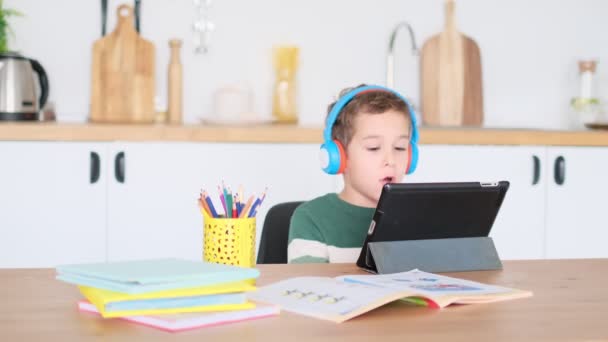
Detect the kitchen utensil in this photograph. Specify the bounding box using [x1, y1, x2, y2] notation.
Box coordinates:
[167, 39, 183, 124]
[0, 52, 49, 121]
[134, 0, 141, 33]
[101, 0, 107, 36]
[90, 4, 155, 123]
[421, 0, 483, 126]
[386, 21, 418, 88]
[101, 0, 140, 36]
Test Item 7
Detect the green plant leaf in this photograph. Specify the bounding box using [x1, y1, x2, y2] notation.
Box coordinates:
[0, 4, 23, 53]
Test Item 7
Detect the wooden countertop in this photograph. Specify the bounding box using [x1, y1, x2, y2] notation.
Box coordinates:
[1, 259, 607, 341]
[1, 122, 608, 146]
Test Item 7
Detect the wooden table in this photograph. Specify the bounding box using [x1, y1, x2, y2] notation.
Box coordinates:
[1, 259, 607, 341]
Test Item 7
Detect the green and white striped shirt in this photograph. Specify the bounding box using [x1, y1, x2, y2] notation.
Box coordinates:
[287, 193, 375, 263]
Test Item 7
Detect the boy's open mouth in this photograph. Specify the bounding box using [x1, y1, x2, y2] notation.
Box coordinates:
[381, 176, 394, 184]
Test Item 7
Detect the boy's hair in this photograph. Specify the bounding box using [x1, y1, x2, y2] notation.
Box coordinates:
[326, 84, 411, 147]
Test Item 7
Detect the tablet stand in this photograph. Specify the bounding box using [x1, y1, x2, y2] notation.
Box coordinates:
[365, 237, 502, 274]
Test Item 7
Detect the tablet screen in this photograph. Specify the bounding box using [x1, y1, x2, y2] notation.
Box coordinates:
[369, 181, 509, 242]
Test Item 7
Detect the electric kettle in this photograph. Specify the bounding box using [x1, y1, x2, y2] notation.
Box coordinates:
[0, 52, 49, 121]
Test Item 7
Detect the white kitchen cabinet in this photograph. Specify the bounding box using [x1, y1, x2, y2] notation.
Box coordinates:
[106, 142, 337, 262]
[406, 145, 547, 260]
[2, 139, 606, 266]
[0, 142, 107, 267]
[545, 147, 608, 259]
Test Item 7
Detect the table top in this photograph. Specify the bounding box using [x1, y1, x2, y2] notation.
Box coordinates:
[1, 259, 607, 341]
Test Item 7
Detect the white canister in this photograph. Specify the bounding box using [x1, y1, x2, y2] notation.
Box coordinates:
[211, 84, 255, 124]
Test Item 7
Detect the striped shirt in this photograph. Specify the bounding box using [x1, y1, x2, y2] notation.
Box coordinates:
[287, 193, 375, 263]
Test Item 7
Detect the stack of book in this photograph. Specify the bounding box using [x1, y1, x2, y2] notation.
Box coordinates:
[56, 258, 279, 332]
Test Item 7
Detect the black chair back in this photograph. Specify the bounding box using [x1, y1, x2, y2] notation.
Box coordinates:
[256, 201, 303, 264]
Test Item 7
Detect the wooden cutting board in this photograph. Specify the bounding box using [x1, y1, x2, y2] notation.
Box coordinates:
[420, 0, 483, 126]
[90, 4, 155, 123]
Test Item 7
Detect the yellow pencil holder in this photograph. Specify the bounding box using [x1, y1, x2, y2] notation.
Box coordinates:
[203, 212, 257, 268]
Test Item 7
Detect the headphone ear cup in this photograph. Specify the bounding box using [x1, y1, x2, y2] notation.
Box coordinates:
[406, 142, 419, 175]
[320, 140, 346, 174]
[335, 140, 347, 174]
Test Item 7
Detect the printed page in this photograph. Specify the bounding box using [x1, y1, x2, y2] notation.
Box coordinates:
[248, 276, 407, 323]
[338, 270, 519, 299]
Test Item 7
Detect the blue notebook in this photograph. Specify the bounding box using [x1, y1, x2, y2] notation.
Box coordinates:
[56, 258, 259, 294]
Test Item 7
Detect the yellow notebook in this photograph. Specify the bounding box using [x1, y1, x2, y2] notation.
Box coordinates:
[79, 280, 256, 318]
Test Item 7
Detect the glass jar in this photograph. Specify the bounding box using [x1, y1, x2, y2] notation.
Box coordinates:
[272, 46, 299, 124]
[570, 60, 601, 129]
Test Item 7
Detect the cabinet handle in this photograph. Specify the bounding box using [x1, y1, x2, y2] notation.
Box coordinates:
[90, 152, 100, 184]
[532, 155, 541, 185]
[114, 152, 125, 183]
[554, 156, 565, 185]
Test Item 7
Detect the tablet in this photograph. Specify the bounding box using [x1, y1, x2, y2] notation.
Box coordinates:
[356, 181, 509, 272]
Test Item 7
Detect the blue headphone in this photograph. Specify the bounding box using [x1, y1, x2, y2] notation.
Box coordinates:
[319, 85, 419, 175]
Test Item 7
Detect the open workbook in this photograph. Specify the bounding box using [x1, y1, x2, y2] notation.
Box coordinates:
[248, 269, 532, 323]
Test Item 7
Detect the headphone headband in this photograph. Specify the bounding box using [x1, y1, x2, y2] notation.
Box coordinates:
[323, 85, 418, 144]
[320, 84, 420, 175]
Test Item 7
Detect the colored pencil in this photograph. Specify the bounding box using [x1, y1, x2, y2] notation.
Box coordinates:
[248, 198, 261, 218]
[218, 185, 227, 216]
[250, 189, 267, 217]
[234, 193, 242, 217]
[238, 185, 244, 208]
[239, 196, 255, 218]
[198, 190, 212, 217]
[226, 188, 233, 218]
[204, 191, 219, 218]
[197, 184, 268, 219]
[221, 181, 229, 209]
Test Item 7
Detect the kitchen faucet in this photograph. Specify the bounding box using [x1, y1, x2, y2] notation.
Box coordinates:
[193, 0, 215, 54]
[386, 21, 419, 88]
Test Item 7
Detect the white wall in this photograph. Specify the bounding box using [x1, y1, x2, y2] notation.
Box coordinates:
[5, 0, 608, 129]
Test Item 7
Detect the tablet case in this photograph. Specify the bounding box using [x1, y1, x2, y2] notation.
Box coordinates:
[365, 237, 502, 274]
[357, 181, 508, 274]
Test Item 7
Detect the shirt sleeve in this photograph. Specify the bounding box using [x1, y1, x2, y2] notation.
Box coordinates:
[287, 206, 329, 263]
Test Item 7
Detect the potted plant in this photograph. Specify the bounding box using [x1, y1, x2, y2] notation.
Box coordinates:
[0, 0, 22, 53]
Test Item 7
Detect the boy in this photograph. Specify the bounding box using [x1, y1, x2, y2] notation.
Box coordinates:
[287, 84, 418, 263]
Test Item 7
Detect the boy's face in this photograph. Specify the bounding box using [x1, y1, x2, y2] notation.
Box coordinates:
[341, 109, 411, 208]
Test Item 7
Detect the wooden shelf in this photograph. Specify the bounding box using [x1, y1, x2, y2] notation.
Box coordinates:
[1, 122, 608, 146]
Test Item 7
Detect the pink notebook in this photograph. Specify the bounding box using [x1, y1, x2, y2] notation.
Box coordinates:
[78, 300, 279, 332]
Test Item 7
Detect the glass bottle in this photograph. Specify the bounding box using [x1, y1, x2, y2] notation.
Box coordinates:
[272, 46, 299, 124]
[570, 60, 600, 128]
